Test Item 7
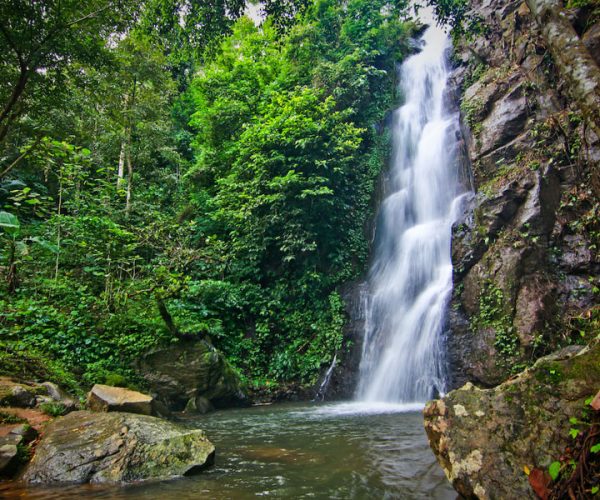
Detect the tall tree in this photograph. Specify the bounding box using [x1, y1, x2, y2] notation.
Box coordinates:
[0, 0, 138, 148]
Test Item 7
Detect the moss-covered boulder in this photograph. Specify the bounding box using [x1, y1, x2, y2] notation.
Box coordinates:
[424, 340, 600, 499]
[138, 339, 247, 411]
[23, 411, 215, 484]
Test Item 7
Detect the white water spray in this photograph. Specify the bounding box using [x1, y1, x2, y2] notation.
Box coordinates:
[355, 15, 468, 404]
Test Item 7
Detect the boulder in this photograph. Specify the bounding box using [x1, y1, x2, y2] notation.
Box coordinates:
[41, 382, 78, 411]
[138, 340, 247, 411]
[9, 423, 37, 442]
[424, 341, 600, 499]
[0, 443, 18, 476]
[0, 378, 38, 408]
[23, 411, 215, 484]
[87, 384, 153, 416]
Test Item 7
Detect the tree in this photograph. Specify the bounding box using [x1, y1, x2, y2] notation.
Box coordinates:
[0, 0, 138, 147]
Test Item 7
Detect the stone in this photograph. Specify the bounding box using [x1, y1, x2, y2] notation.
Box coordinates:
[185, 395, 214, 415]
[41, 382, 78, 411]
[478, 84, 529, 156]
[9, 423, 37, 442]
[87, 384, 153, 416]
[0, 444, 18, 476]
[513, 274, 555, 346]
[424, 341, 600, 499]
[583, 23, 600, 66]
[0, 378, 38, 408]
[138, 340, 247, 410]
[23, 411, 215, 484]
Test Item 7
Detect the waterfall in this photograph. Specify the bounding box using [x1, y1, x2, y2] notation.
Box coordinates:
[355, 16, 467, 404]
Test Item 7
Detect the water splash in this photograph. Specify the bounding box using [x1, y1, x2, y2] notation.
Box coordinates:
[355, 17, 467, 404]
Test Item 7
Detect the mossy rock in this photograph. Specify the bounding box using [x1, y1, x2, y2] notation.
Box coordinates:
[424, 340, 600, 499]
[138, 340, 247, 411]
[23, 411, 215, 484]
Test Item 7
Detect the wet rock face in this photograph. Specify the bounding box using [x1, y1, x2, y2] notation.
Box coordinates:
[318, 281, 367, 400]
[425, 342, 600, 499]
[138, 340, 247, 411]
[23, 411, 215, 484]
[447, 0, 600, 387]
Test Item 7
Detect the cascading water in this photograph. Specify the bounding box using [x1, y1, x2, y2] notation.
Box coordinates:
[355, 15, 468, 404]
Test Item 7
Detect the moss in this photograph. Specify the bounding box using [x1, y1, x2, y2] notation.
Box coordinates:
[562, 343, 600, 383]
[460, 97, 485, 129]
[534, 362, 564, 385]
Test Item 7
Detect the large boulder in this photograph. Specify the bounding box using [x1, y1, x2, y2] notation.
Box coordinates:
[23, 411, 215, 484]
[87, 384, 154, 415]
[424, 341, 600, 499]
[138, 340, 247, 411]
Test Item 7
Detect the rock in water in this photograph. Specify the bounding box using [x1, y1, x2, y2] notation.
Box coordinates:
[424, 342, 600, 499]
[87, 384, 153, 415]
[23, 411, 215, 484]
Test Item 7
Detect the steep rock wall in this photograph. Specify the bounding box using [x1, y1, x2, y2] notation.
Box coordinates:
[447, 0, 600, 389]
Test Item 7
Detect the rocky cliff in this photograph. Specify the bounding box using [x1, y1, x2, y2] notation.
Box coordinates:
[427, 0, 600, 497]
[447, 0, 600, 389]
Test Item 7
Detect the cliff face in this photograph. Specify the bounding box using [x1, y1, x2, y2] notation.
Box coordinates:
[447, 0, 600, 389]
[426, 0, 600, 497]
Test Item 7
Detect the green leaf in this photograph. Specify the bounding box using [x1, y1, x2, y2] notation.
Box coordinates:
[569, 417, 579, 425]
[28, 237, 59, 254]
[592, 485, 599, 495]
[0, 211, 20, 236]
[548, 461, 561, 481]
[591, 443, 600, 454]
[569, 428, 580, 439]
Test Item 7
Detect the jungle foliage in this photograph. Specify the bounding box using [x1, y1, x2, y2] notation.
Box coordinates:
[0, 0, 416, 390]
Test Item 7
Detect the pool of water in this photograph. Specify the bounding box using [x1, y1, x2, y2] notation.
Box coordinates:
[1, 402, 455, 499]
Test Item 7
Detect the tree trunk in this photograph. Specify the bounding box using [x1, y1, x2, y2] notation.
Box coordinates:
[157, 297, 179, 337]
[125, 146, 133, 213]
[525, 0, 600, 138]
[0, 66, 29, 145]
[6, 240, 18, 294]
[116, 133, 127, 187]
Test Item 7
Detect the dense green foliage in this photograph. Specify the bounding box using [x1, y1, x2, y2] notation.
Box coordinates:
[0, 0, 415, 390]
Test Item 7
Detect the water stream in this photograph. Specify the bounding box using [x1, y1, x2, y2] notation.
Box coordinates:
[1, 403, 455, 499]
[355, 14, 467, 404]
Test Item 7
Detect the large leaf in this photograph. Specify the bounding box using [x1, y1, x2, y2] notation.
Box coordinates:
[0, 211, 20, 237]
[28, 237, 59, 254]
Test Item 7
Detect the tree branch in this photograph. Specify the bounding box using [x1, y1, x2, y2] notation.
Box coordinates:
[0, 135, 43, 179]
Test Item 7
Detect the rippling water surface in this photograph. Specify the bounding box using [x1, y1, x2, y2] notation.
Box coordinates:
[1, 402, 454, 499]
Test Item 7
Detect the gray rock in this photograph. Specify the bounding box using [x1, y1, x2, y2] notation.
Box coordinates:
[0, 444, 18, 476]
[583, 20, 600, 66]
[87, 384, 154, 416]
[23, 411, 215, 484]
[560, 234, 594, 272]
[424, 341, 600, 499]
[478, 84, 529, 156]
[185, 395, 214, 415]
[9, 423, 37, 442]
[42, 382, 78, 410]
[0, 378, 38, 408]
